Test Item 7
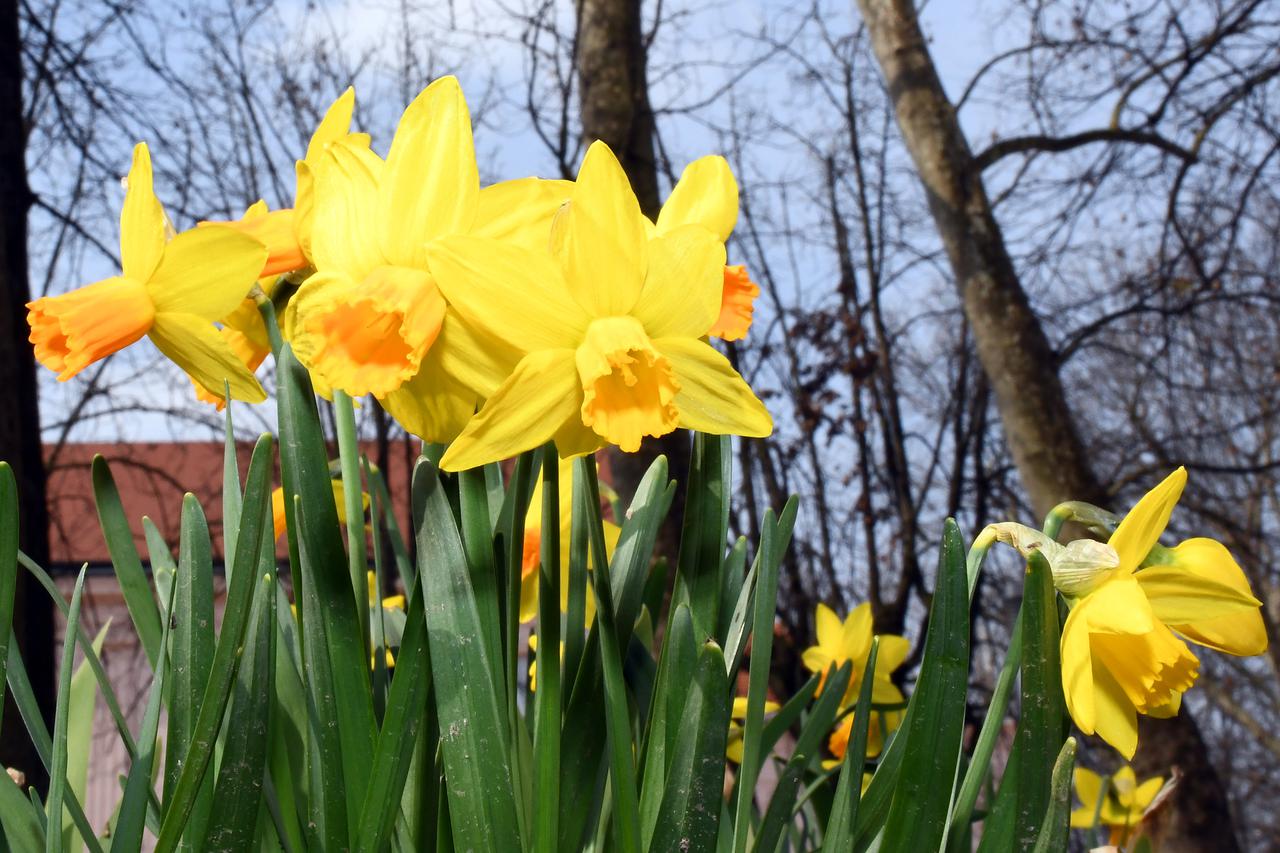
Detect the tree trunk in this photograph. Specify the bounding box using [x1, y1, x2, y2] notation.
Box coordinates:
[575, 0, 690, 559]
[0, 0, 53, 791]
[853, 1, 1239, 848]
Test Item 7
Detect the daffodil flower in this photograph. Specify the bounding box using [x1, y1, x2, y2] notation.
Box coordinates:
[1050, 468, 1266, 758]
[1070, 765, 1164, 847]
[430, 141, 772, 471]
[283, 77, 484, 441]
[27, 144, 267, 401]
[654, 156, 761, 341]
[293, 87, 372, 264]
[725, 696, 780, 763]
[517, 458, 621, 624]
[800, 602, 910, 708]
[820, 706, 904, 769]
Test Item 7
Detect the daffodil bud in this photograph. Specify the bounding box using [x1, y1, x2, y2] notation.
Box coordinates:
[1049, 539, 1121, 597]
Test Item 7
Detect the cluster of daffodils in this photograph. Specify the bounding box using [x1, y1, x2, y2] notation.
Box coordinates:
[27, 78, 771, 468]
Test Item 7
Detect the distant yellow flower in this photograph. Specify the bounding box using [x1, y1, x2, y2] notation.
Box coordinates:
[821, 706, 904, 769]
[518, 458, 621, 624]
[725, 696, 780, 763]
[27, 144, 267, 400]
[432, 141, 772, 471]
[1058, 468, 1266, 758]
[270, 479, 368, 540]
[284, 77, 481, 441]
[1070, 765, 1163, 847]
[801, 602, 910, 708]
[527, 634, 565, 692]
[654, 156, 760, 341]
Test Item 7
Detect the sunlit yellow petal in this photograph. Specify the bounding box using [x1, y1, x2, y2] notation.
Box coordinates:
[202, 206, 306, 277]
[842, 603, 874, 664]
[1091, 622, 1197, 713]
[1135, 565, 1261, 623]
[474, 178, 574, 249]
[440, 349, 580, 472]
[576, 317, 680, 452]
[310, 142, 386, 277]
[379, 342, 476, 444]
[874, 635, 911, 677]
[1060, 599, 1096, 733]
[146, 226, 267, 320]
[654, 337, 772, 438]
[119, 143, 166, 282]
[1152, 538, 1268, 655]
[1073, 767, 1103, 814]
[428, 236, 589, 353]
[630, 225, 725, 339]
[27, 277, 154, 381]
[655, 155, 738, 240]
[1091, 666, 1140, 760]
[432, 310, 521, 402]
[1109, 467, 1186, 572]
[380, 77, 478, 266]
[149, 312, 265, 402]
[306, 87, 357, 162]
[814, 603, 842, 650]
[1081, 575, 1154, 635]
[802, 647, 832, 675]
[557, 141, 648, 317]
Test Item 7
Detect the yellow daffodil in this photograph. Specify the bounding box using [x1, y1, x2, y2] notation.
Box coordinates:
[27, 144, 267, 400]
[202, 205, 305, 280]
[820, 706, 904, 769]
[518, 458, 621, 624]
[270, 479, 367, 540]
[654, 156, 761, 341]
[1057, 468, 1266, 758]
[431, 141, 772, 471]
[725, 696, 780, 763]
[293, 87, 372, 264]
[801, 602, 910, 708]
[1070, 765, 1163, 847]
[283, 77, 483, 441]
[366, 571, 405, 611]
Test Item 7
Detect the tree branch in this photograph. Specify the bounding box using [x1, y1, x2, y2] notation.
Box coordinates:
[974, 127, 1196, 171]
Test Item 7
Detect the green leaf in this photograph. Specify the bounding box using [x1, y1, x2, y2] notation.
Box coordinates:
[638, 604, 697, 847]
[333, 390, 370, 657]
[533, 445, 563, 853]
[675, 434, 726, 640]
[352, 573, 431, 853]
[93, 457, 163, 667]
[649, 641, 730, 853]
[1012, 551, 1067, 848]
[1030, 738, 1076, 853]
[752, 663, 853, 853]
[412, 459, 520, 852]
[0, 763, 44, 850]
[205, 568, 276, 850]
[822, 638, 881, 852]
[459, 465, 503, 702]
[46, 566, 86, 853]
[877, 518, 970, 853]
[154, 435, 274, 853]
[164, 494, 216, 848]
[0, 463, 16, 734]
[222, 397, 242, 574]
[62, 624, 107, 851]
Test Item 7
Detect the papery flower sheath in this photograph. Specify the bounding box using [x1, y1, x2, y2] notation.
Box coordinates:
[27, 143, 267, 401]
[431, 141, 772, 471]
[1057, 467, 1266, 757]
[284, 76, 486, 441]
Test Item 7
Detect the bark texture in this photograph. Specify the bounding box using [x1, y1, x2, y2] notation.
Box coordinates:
[0, 0, 53, 789]
[854, 1, 1239, 848]
[575, 0, 690, 559]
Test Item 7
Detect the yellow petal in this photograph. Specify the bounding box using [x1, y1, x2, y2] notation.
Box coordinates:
[1073, 767, 1103, 815]
[119, 143, 166, 282]
[380, 77, 478, 266]
[725, 737, 745, 764]
[1133, 776, 1164, 811]
[630, 225, 725, 339]
[1091, 666, 1140, 760]
[869, 676, 904, 706]
[379, 342, 477, 444]
[709, 265, 760, 342]
[1081, 575, 1155, 635]
[440, 349, 580, 471]
[802, 648, 832, 675]
[558, 141, 648, 317]
[306, 87, 357, 162]
[310, 142, 386, 277]
[428, 236, 588, 352]
[148, 313, 265, 402]
[27, 277, 155, 381]
[1109, 468, 1186, 572]
[518, 556, 538, 623]
[842, 603, 874, 664]
[814, 602, 842, 651]
[1152, 538, 1267, 655]
[655, 155, 738, 241]
[654, 337, 772, 438]
[575, 317, 680, 452]
[433, 310, 522, 402]
[1060, 599, 1096, 733]
[553, 416, 607, 460]
[474, 178, 574, 249]
[1135, 565, 1261, 623]
[146, 226, 267, 320]
[1112, 765, 1137, 805]
[874, 634, 911, 677]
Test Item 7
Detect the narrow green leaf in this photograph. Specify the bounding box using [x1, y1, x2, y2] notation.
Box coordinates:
[1030, 738, 1076, 853]
[62, 625, 107, 851]
[533, 445, 562, 853]
[164, 495, 216, 849]
[154, 435, 273, 853]
[353, 573, 432, 853]
[412, 459, 520, 852]
[650, 641, 730, 853]
[822, 639, 880, 852]
[222, 398, 242, 575]
[142, 519, 177, 625]
[333, 390, 370, 656]
[0, 463, 16, 732]
[638, 604, 697, 846]
[92, 457, 162, 667]
[1012, 552, 1067, 848]
[675, 434, 725, 639]
[46, 566, 86, 853]
[205, 567, 275, 850]
[0, 765, 44, 850]
[876, 518, 971, 852]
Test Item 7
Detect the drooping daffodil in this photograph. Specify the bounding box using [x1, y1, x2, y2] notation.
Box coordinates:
[800, 602, 910, 708]
[27, 143, 267, 401]
[1070, 765, 1164, 847]
[431, 140, 772, 471]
